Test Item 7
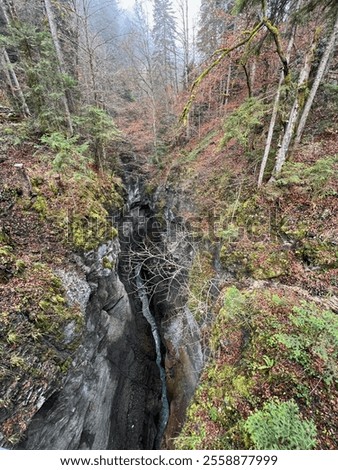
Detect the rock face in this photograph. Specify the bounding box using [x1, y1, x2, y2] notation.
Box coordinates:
[19, 241, 161, 449]
[18, 170, 203, 450]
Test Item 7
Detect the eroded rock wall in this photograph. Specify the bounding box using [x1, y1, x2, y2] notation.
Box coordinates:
[19, 241, 161, 450]
[18, 170, 204, 450]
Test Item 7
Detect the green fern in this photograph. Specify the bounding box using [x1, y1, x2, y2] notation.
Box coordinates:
[41, 132, 90, 176]
[244, 399, 317, 450]
[220, 97, 266, 150]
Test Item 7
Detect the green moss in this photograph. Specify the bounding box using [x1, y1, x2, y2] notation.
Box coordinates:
[32, 195, 48, 217]
[220, 242, 290, 280]
[228, 196, 271, 239]
[298, 240, 337, 269]
[58, 357, 72, 373]
[69, 208, 117, 251]
[51, 180, 121, 252]
[102, 256, 114, 270]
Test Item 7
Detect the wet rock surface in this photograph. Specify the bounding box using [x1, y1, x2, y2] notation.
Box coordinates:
[18, 241, 161, 450]
[18, 161, 203, 450]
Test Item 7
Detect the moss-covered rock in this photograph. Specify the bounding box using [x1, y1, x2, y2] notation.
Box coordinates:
[220, 242, 290, 280]
[0, 264, 84, 446]
[297, 239, 338, 270]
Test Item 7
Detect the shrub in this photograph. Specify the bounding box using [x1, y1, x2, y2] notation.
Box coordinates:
[244, 399, 317, 449]
[74, 106, 120, 169]
[220, 97, 266, 150]
[275, 302, 338, 383]
[278, 155, 337, 197]
[41, 132, 89, 176]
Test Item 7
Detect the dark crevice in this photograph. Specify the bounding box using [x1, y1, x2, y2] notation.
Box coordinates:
[14, 169, 202, 450]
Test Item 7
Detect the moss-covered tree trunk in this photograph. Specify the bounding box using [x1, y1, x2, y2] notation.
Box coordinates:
[0, 1, 30, 117]
[273, 32, 318, 176]
[257, 0, 301, 187]
[294, 10, 338, 146]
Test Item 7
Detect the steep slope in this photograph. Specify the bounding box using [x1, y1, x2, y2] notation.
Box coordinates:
[163, 78, 338, 450]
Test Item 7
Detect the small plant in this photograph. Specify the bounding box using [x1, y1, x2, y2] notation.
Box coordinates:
[220, 97, 266, 150]
[175, 421, 207, 450]
[41, 132, 90, 176]
[274, 302, 338, 383]
[277, 162, 305, 186]
[278, 155, 337, 198]
[10, 355, 26, 368]
[244, 399, 317, 449]
[303, 156, 337, 197]
[6, 332, 18, 344]
[32, 195, 48, 217]
[0, 245, 13, 257]
[221, 286, 249, 324]
[218, 223, 239, 241]
[15, 259, 26, 274]
[257, 355, 275, 370]
[74, 106, 120, 169]
[270, 293, 287, 307]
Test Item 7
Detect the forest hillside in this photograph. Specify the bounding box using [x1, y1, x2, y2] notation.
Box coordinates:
[0, 0, 337, 451]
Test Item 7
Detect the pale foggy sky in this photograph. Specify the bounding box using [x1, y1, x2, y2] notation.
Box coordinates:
[119, 0, 201, 25]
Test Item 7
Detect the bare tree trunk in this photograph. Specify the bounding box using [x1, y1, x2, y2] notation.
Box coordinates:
[273, 32, 318, 176]
[2, 0, 17, 21]
[177, 0, 190, 90]
[294, 11, 338, 146]
[242, 63, 252, 98]
[251, 58, 256, 92]
[0, 0, 31, 117]
[183, 0, 189, 89]
[224, 62, 232, 108]
[0, 47, 15, 95]
[257, 73, 283, 187]
[81, 0, 99, 106]
[257, 8, 300, 187]
[43, 0, 73, 134]
[1, 48, 31, 117]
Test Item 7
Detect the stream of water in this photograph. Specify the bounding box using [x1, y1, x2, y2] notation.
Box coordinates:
[135, 264, 169, 449]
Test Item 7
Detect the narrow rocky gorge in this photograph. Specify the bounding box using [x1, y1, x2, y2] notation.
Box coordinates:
[17, 158, 203, 450]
